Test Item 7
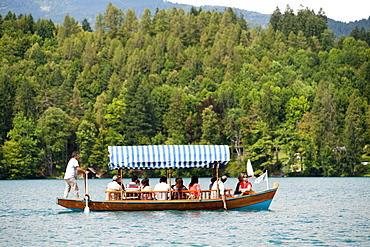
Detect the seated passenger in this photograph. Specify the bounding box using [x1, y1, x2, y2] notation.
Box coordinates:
[105, 175, 122, 200]
[171, 177, 188, 200]
[126, 175, 141, 191]
[140, 178, 153, 200]
[188, 175, 201, 200]
[233, 173, 244, 196]
[153, 176, 170, 200]
[211, 175, 228, 210]
[126, 175, 141, 199]
[239, 174, 252, 195]
[209, 176, 217, 190]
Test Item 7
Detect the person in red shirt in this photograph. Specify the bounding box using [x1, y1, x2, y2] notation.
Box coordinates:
[239, 174, 252, 195]
[188, 175, 201, 200]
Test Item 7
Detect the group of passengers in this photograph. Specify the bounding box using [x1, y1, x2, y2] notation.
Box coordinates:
[105, 173, 253, 204]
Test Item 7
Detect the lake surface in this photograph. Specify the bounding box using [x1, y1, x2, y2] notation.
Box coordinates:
[0, 177, 369, 246]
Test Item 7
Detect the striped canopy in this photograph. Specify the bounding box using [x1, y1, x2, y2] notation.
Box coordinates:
[108, 145, 230, 170]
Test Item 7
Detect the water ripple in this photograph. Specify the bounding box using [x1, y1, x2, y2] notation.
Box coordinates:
[0, 177, 369, 246]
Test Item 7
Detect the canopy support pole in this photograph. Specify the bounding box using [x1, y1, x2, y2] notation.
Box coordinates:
[120, 168, 123, 200]
[168, 169, 172, 200]
[216, 162, 220, 198]
[84, 173, 90, 214]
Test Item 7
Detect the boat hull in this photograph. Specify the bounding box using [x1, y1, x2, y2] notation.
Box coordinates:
[57, 188, 278, 212]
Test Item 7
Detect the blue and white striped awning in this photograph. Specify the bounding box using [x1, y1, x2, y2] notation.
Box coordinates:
[108, 145, 230, 170]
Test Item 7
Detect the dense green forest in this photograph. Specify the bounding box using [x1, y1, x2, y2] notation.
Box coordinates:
[1, 4, 370, 180]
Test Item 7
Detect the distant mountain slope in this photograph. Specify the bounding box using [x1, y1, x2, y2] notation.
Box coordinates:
[0, 0, 368, 37]
[0, 0, 270, 27]
[328, 17, 370, 37]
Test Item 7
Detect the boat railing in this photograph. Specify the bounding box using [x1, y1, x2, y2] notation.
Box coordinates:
[105, 189, 233, 200]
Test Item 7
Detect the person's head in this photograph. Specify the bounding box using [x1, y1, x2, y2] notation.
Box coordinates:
[131, 175, 138, 182]
[210, 176, 217, 183]
[221, 175, 227, 183]
[71, 151, 79, 159]
[159, 176, 167, 183]
[141, 178, 150, 187]
[243, 174, 249, 181]
[238, 173, 244, 182]
[190, 175, 199, 186]
[135, 179, 140, 185]
[112, 175, 121, 182]
[175, 177, 184, 191]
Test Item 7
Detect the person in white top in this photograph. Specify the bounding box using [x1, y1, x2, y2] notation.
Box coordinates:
[105, 175, 122, 200]
[63, 151, 89, 198]
[153, 176, 170, 200]
[211, 175, 228, 210]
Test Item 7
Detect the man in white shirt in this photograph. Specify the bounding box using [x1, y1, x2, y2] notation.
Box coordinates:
[63, 151, 89, 198]
[105, 175, 122, 200]
[126, 175, 140, 191]
[211, 175, 228, 210]
[153, 176, 170, 200]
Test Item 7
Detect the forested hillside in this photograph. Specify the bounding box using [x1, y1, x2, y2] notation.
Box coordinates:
[0, 0, 271, 28]
[1, 5, 370, 179]
[1, 0, 369, 38]
[328, 17, 370, 37]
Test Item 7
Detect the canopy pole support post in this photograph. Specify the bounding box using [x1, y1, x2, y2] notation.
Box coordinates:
[120, 168, 123, 200]
[216, 162, 220, 198]
[168, 169, 172, 200]
[84, 173, 90, 214]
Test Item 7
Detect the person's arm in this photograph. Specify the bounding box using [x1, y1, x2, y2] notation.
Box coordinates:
[197, 184, 201, 200]
[76, 166, 89, 174]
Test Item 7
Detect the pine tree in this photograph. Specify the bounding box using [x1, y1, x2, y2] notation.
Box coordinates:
[58, 13, 80, 39]
[82, 18, 93, 32]
[103, 3, 124, 38]
[342, 92, 366, 176]
[311, 81, 338, 151]
[163, 88, 187, 144]
[201, 105, 220, 144]
[270, 7, 282, 31]
[124, 75, 156, 145]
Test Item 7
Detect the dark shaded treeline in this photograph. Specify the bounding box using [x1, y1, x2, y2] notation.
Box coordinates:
[0, 4, 370, 179]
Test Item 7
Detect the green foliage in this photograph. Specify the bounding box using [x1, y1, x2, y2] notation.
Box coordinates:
[37, 107, 71, 176]
[1, 6, 370, 179]
[1, 112, 41, 179]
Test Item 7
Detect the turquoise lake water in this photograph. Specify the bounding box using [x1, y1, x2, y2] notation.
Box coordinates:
[0, 177, 369, 246]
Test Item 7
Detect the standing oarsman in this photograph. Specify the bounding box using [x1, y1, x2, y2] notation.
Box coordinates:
[63, 151, 89, 198]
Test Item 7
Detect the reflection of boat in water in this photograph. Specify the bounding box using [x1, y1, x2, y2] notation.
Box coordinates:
[56, 145, 279, 212]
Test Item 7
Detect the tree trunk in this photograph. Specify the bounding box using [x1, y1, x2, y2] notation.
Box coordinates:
[46, 148, 53, 176]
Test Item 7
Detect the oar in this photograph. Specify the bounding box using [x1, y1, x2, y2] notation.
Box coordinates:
[84, 172, 90, 214]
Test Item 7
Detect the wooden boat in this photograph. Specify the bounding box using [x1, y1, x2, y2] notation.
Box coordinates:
[57, 184, 279, 211]
[57, 145, 279, 212]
